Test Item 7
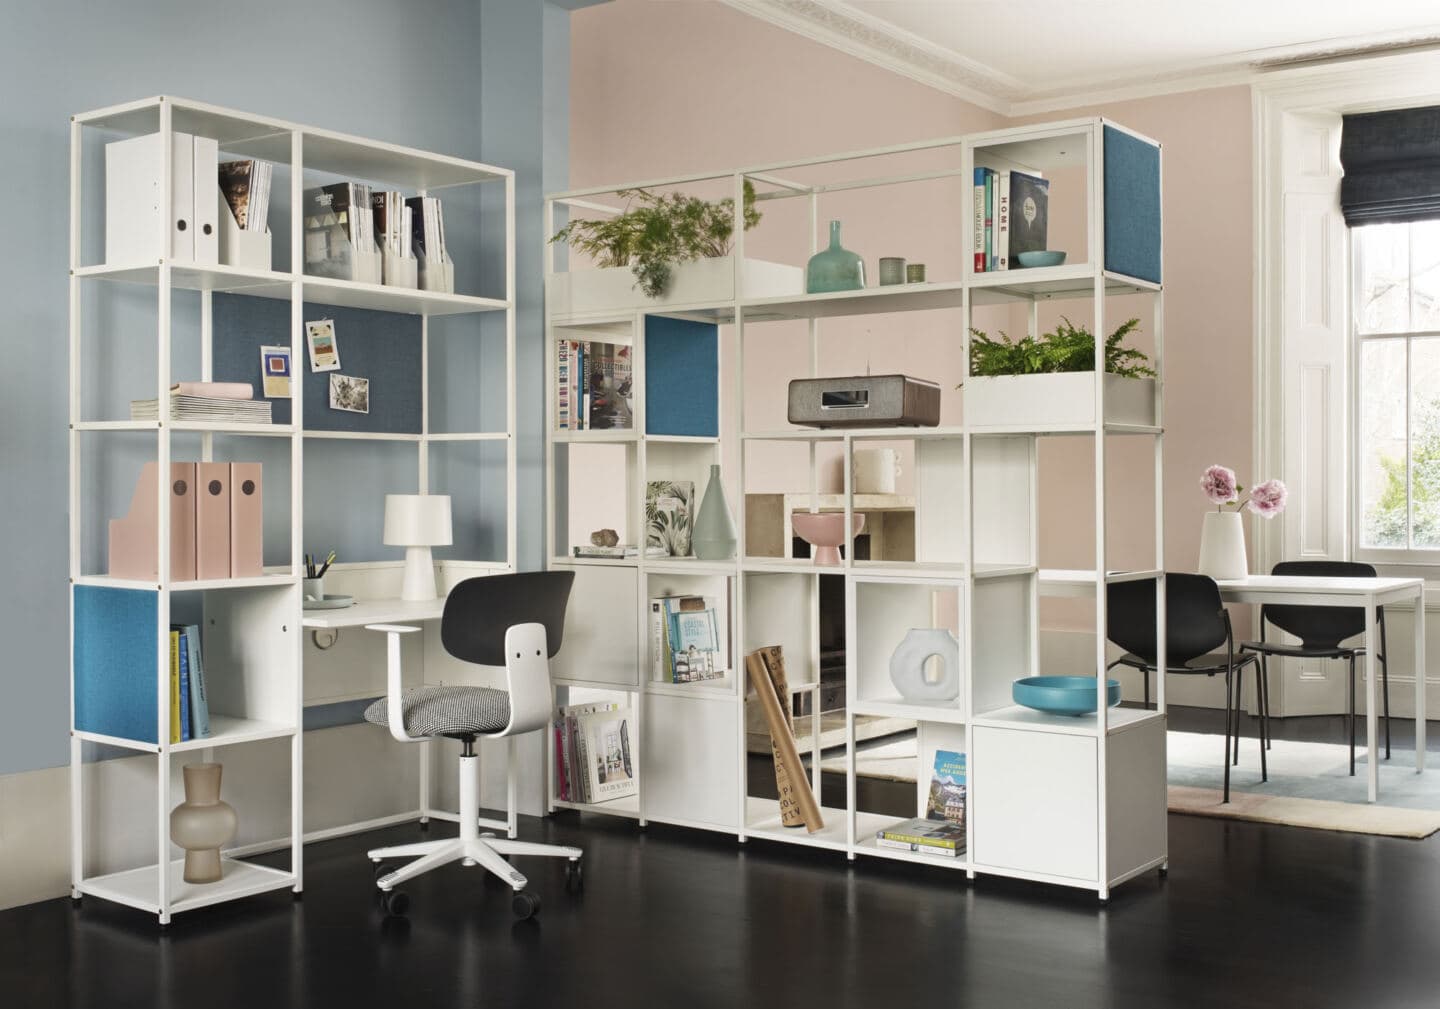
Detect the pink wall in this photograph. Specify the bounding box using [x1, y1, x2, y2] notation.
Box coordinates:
[566, 1, 1254, 617]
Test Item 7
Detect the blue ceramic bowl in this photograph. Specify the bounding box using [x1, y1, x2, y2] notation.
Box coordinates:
[1015, 250, 1066, 268]
[1012, 675, 1122, 716]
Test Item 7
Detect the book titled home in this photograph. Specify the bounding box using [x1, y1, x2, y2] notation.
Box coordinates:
[1008, 171, 1050, 263]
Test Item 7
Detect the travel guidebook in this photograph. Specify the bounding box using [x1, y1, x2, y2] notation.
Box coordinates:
[876, 749, 967, 856]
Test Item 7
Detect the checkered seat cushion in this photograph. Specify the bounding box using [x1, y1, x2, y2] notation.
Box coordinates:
[364, 686, 511, 738]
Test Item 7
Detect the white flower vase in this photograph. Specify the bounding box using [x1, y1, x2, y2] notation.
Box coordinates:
[1198, 511, 1248, 581]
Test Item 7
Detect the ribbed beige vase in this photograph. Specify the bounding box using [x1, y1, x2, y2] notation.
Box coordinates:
[169, 763, 239, 884]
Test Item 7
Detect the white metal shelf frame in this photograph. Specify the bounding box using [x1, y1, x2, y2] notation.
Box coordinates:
[68, 95, 518, 924]
[542, 117, 1166, 893]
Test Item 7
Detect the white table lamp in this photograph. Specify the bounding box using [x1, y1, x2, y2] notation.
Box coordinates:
[384, 494, 453, 601]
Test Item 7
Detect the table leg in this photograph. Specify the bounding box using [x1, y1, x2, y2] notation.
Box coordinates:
[1416, 587, 1427, 773]
[1366, 597, 1379, 802]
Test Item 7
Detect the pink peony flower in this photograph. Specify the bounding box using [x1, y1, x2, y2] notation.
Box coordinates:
[1200, 465, 1238, 505]
[1246, 479, 1288, 518]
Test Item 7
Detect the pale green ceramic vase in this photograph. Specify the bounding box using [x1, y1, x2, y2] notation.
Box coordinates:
[693, 464, 737, 560]
[806, 220, 865, 293]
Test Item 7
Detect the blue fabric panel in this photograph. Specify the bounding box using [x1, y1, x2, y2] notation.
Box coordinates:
[211, 293, 422, 434]
[1103, 125, 1163, 285]
[644, 315, 719, 438]
[74, 586, 159, 745]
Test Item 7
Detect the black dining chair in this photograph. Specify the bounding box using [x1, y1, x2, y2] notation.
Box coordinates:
[1107, 573, 1261, 803]
[1241, 560, 1390, 777]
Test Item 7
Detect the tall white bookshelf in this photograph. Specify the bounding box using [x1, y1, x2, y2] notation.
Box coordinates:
[543, 118, 1166, 899]
[68, 96, 515, 923]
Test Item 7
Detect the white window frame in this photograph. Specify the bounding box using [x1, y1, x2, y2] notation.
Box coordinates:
[1350, 222, 1440, 567]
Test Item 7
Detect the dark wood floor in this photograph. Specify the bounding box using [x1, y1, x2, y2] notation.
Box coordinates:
[6, 710, 1439, 1009]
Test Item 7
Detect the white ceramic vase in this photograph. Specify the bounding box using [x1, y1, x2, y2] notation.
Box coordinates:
[1198, 511, 1248, 581]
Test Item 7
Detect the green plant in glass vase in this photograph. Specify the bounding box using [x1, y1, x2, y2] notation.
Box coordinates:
[967, 317, 1156, 379]
[550, 181, 762, 299]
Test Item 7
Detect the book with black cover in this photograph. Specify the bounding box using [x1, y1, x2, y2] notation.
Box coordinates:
[1008, 171, 1050, 262]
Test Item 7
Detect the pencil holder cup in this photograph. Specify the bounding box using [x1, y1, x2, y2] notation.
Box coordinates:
[303, 577, 325, 601]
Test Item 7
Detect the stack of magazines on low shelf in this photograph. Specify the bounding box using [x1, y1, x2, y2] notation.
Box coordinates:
[131, 381, 272, 424]
[554, 701, 637, 805]
[875, 749, 967, 857]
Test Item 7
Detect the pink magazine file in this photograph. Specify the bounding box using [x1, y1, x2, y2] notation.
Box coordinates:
[108, 462, 197, 582]
[229, 463, 263, 577]
[196, 462, 232, 581]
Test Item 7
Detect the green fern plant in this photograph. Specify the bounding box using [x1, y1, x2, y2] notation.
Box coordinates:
[968, 317, 1155, 379]
[550, 181, 762, 299]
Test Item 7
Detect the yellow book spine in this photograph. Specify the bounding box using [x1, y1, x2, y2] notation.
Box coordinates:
[169, 631, 181, 744]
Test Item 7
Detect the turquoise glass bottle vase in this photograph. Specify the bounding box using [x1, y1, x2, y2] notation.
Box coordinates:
[806, 220, 865, 293]
[693, 464, 737, 560]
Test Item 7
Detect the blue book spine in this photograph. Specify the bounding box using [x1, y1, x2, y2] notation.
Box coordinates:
[185, 623, 211, 738]
[176, 630, 191, 742]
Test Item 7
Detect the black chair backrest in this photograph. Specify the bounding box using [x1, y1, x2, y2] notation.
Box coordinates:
[441, 571, 575, 666]
[1262, 560, 1376, 649]
[1107, 574, 1227, 667]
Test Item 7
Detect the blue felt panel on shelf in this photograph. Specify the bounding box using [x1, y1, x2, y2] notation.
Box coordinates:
[74, 585, 159, 744]
[645, 315, 718, 438]
[211, 294, 422, 434]
[1103, 125, 1162, 285]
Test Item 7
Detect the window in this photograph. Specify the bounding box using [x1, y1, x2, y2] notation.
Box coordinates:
[1354, 220, 1440, 558]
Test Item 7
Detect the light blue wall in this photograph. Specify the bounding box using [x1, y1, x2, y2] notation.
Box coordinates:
[0, 0, 569, 775]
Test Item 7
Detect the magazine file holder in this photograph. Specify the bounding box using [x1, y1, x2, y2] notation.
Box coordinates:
[217, 194, 272, 271]
[306, 227, 382, 284]
[419, 252, 454, 294]
[382, 248, 418, 289]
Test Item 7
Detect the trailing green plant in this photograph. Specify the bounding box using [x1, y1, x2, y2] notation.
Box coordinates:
[967, 317, 1156, 379]
[550, 181, 762, 299]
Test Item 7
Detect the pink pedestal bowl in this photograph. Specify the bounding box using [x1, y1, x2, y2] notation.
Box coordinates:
[791, 512, 866, 566]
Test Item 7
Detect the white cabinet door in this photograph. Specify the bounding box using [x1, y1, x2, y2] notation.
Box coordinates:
[551, 565, 640, 687]
[972, 726, 1098, 882]
[642, 693, 739, 829]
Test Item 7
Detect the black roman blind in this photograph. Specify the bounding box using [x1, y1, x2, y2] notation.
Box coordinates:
[1340, 105, 1440, 226]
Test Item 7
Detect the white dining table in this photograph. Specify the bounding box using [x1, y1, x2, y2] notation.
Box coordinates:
[1038, 570, 1426, 802]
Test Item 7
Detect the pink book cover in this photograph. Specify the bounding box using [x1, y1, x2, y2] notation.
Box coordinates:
[196, 462, 232, 581]
[171, 382, 254, 400]
[229, 462, 263, 577]
[108, 462, 197, 582]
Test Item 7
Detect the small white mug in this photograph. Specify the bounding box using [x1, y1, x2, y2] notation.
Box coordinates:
[854, 448, 902, 495]
[302, 577, 325, 602]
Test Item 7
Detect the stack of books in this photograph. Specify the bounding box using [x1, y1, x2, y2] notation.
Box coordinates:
[972, 168, 1049, 271]
[556, 339, 633, 431]
[650, 595, 727, 683]
[875, 749, 967, 857]
[218, 159, 273, 232]
[553, 701, 637, 804]
[168, 623, 212, 743]
[131, 382, 272, 423]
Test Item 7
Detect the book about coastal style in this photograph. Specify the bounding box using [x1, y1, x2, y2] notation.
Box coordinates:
[649, 595, 728, 683]
[554, 339, 633, 431]
[553, 701, 637, 804]
[972, 168, 1048, 272]
[645, 480, 693, 557]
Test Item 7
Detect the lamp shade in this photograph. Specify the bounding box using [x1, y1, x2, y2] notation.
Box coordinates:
[383, 494, 453, 547]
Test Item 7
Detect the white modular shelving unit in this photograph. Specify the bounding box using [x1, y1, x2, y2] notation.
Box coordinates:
[69, 96, 515, 923]
[541, 118, 1165, 899]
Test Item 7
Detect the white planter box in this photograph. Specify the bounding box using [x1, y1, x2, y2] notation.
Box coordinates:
[963, 373, 1156, 430]
[547, 256, 802, 316]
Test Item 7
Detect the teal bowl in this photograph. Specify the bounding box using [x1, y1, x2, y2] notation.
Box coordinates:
[1015, 250, 1066, 268]
[1012, 675, 1121, 716]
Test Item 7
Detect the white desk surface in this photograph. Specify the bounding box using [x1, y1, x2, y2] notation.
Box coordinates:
[301, 597, 446, 629]
[1038, 569, 1424, 605]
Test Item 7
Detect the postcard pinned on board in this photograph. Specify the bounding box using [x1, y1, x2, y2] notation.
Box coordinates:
[329, 373, 369, 414]
[305, 319, 341, 373]
[260, 345, 292, 398]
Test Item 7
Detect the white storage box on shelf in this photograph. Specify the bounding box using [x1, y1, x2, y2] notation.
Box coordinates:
[217, 198, 272, 271]
[419, 252, 454, 294]
[547, 256, 802, 316]
[962, 373, 1156, 430]
[382, 248, 418, 289]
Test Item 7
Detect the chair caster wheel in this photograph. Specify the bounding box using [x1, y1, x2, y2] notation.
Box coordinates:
[565, 859, 584, 894]
[512, 891, 540, 920]
[380, 890, 409, 917]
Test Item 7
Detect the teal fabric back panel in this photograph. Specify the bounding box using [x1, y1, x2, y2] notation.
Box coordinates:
[74, 586, 159, 744]
[1103, 125, 1162, 285]
[645, 316, 719, 438]
[211, 294, 423, 434]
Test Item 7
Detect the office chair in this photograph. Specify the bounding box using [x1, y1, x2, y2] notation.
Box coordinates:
[362, 570, 581, 919]
[1241, 560, 1390, 776]
[1107, 573, 1261, 803]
